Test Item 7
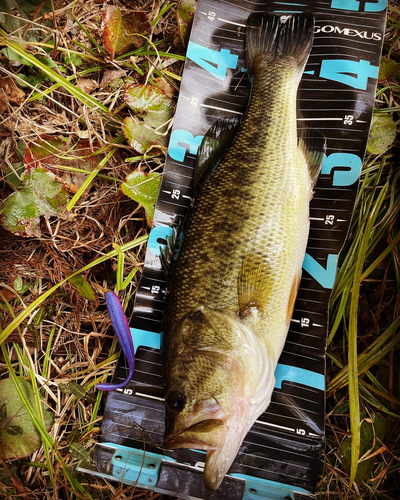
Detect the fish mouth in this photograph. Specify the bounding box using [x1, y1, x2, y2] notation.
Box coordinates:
[164, 418, 226, 450]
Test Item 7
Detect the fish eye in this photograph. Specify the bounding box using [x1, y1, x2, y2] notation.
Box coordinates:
[166, 391, 186, 412]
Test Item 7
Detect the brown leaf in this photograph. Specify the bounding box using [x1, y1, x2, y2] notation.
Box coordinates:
[99, 69, 126, 89]
[153, 77, 176, 99]
[0, 288, 17, 301]
[103, 7, 151, 60]
[0, 77, 25, 112]
[76, 78, 98, 93]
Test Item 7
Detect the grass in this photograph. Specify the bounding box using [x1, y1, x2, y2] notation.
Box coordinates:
[0, 1, 399, 499]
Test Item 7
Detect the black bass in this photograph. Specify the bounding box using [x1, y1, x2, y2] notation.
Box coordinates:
[163, 11, 325, 491]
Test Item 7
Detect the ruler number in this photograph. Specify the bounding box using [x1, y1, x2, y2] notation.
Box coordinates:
[343, 114, 354, 125]
[186, 41, 239, 81]
[301, 318, 310, 328]
[321, 153, 362, 187]
[171, 189, 181, 200]
[208, 11, 216, 21]
[296, 428, 306, 435]
[325, 215, 335, 225]
[190, 96, 198, 107]
[330, 0, 387, 12]
[320, 59, 379, 90]
[303, 254, 339, 289]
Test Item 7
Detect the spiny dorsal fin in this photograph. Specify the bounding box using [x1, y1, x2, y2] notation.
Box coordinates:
[238, 254, 273, 318]
[193, 116, 241, 193]
[298, 128, 326, 189]
[160, 223, 183, 279]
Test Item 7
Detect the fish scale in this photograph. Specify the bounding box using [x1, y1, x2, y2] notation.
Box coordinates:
[165, 59, 310, 342]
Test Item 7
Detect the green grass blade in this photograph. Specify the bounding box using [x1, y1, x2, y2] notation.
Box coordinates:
[0, 235, 148, 345]
[66, 135, 126, 211]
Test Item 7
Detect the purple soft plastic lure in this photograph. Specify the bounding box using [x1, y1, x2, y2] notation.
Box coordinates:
[96, 291, 135, 391]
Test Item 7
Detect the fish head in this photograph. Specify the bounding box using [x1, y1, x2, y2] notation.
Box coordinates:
[164, 305, 275, 490]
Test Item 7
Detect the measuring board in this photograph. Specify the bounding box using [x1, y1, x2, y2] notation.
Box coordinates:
[81, 1, 388, 498]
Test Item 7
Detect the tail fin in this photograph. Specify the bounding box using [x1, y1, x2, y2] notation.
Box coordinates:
[245, 12, 314, 77]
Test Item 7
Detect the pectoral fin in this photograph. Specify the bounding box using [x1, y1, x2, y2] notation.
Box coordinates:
[238, 254, 273, 318]
[298, 128, 326, 189]
[193, 116, 241, 193]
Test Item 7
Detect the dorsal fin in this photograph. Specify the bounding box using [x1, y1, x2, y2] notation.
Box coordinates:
[298, 128, 326, 189]
[160, 223, 183, 279]
[193, 116, 241, 193]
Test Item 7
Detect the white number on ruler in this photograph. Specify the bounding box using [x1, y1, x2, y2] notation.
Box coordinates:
[325, 215, 335, 225]
[172, 189, 181, 200]
[343, 114, 354, 125]
[191, 96, 198, 107]
[151, 285, 160, 294]
[301, 318, 310, 328]
[296, 428, 306, 435]
[208, 11, 216, 21]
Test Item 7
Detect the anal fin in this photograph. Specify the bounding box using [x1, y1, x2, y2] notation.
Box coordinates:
[287, 271, 301, 326]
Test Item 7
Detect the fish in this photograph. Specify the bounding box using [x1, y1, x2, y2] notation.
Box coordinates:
[162, 11, 326, 491]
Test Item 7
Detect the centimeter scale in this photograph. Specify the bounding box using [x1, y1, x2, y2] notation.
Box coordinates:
[81, 1, 388, 499]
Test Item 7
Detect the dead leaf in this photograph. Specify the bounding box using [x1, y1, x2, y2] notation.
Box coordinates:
[102, 7, 151, 60]
[0, 77, 25, 112]
[99, 69, 126, 89]
[76, 78, 98, 93]
[153, 77, 175, 99]
[0, 288, 17, 301]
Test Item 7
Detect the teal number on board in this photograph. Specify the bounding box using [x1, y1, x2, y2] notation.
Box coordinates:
[320, 59, 379, 90]
[168, 129, 204, 162]
[186, 41, 239, 81]
[321, 153, 363, 186]
[302, 254, 339, 289]
[331, 0, 387, 11]
[148, 225, 173, 257]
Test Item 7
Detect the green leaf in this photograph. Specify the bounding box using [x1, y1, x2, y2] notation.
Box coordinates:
[0, 0, 51, 42]
[67, 274, 96, 301]
[102, 6, 151, 60]
[0, 378, 52, 460]
[15, 141, 27, 161]
[123, 84, 174, 154]
[5, 162, 24, 189]
[367, 114, 397, 155]
[69, 442, 91, 466]
[121, 170, 161, 226]
[378, 56, 400, 81]
[14, 275, 31, 294]
[176, 0, 197, 45]
[16, 72, 42, 88]
[0, 167, 69, 237]
[14, 275, 22, 293]
[58, 381, 87, 398]
[339, 412, 388, 482]
[1, 47, 33, 66]
[64, 52, 83, 67]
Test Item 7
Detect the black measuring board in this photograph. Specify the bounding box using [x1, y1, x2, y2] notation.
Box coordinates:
[84, 1, 388, 498]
